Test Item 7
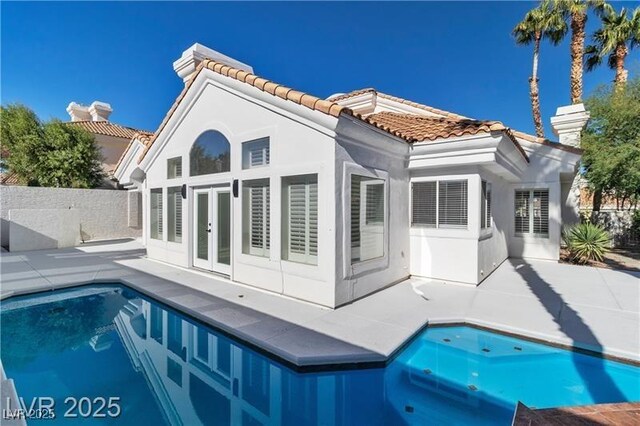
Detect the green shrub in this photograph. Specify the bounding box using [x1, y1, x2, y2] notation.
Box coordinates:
[563, 223, 611, 264]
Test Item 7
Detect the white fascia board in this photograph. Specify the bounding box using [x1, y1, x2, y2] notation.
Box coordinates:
[375, 96, 444, 117]
[114, 141, 143, 182]
[518, 139, 581, 168]
[336, 114, 409, 160]
[139, 69, 339, 172]
[409, 133, 527, 181]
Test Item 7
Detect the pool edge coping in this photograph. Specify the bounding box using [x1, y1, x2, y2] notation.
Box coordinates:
[2, 279, 639, 369]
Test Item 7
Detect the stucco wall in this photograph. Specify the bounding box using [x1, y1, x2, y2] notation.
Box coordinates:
[141, 75, 338, 307]
[0, 186, 141, 249]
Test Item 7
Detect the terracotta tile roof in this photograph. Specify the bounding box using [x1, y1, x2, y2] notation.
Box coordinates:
[113, 131, 155, 175]
[330, 89, 582, 154]
[361, 112, 529, 161]
[137, 59, 350, 164]
[67, 121, 149, 140]
[329, 88, 469, 120]
[361, 112, 505, 142]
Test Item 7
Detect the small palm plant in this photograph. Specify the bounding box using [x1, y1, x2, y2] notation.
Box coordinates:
[563, 222, 611, 264]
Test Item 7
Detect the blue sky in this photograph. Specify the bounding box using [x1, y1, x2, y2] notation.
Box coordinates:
[2, 1, 639, 138]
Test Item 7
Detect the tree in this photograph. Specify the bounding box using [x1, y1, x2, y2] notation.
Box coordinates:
[581, 77, 640, 210]
[585, 5, 640, 91]
[554, 0, 608, 104]
[0, 104, 104, 188]
[513, 1, 567, 137]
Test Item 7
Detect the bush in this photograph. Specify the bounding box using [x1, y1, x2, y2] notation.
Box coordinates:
[563, 223, 611, 264]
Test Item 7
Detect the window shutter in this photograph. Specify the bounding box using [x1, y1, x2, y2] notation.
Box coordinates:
[244, 180, 270, 257]
[486, 183, 492, 228]
[411, 182, 437, 226]
[284, 175, 317, 264]
[481, 181, 487, 229]
[288, 183, 308, 256]
[250, 187, 265, 250]
[438, 180, 468, 228]
[243, 138, 270, 169]
[350, 177, 361, 250]
[175, 191, 182, 238]
[515, 190, 530, 234]
[150, 189, 163, 239]
[308, 182, 318, 257]
[532, 190, 549, 235]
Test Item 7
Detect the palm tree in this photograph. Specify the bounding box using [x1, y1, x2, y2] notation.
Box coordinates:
[513, 1, 567, 137]
[554, 1, 608, 104]
[585, 5, 640, 91]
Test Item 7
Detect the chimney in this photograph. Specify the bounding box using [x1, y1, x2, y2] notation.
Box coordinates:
[172, 43, 253, 84]
[66, 101, 112, 122]
[66, 102, 91, 122]
[88, 101, 112, 122]
[550, 103, 590, 148]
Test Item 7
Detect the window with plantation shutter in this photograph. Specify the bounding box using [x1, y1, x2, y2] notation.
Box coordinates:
[168, 187, 182, 243]
[242, 179, 270, 257]
[515, 190, 530, 234]
[351, 175, 385, 263]
[532, 190, 549, 235]
[167, 157, 182, 179]
[515, 189, 549, 237]
[282, 174, 318, 265]
[150, 188, 163, 240]
[242, 138, 270, 169]
[411, 181, 437, 227]
[481, 181, 492, 229]
[438, 180, 468, 228]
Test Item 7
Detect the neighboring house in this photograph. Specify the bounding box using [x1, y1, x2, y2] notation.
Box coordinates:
[66, 101, 153, 182]
[115, 43, 586, 308]
[0, 102, 151, 187]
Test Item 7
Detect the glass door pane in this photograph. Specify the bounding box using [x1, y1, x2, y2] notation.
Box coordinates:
[217, 192, 231, 265]
[196, 192, 209, 261]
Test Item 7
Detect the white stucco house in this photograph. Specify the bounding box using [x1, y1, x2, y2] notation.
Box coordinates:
[115, 43, 588, 308]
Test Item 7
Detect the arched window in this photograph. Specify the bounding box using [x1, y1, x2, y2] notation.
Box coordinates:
[190, 130, 231, 176]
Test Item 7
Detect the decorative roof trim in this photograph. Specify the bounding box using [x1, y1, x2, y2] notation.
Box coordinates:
[137, 59, 353, 164]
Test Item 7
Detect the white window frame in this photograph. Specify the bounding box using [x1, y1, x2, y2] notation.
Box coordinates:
[150, 188, 163, 240]
[343, 164, 389, 276]
[481, 181, 492, 230]
[282, 174, 318, 265]
[167, 156, 182, 179]
[350, 174, 386, 265]
[167, 186, 183, 243]
[242, 179, 270, 258]
[514, 188, 549, 238]
[242, 138, 270, 169]
[410, 178, 468, 229]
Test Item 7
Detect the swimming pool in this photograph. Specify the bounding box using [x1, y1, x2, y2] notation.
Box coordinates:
[1, 285, 637, 425]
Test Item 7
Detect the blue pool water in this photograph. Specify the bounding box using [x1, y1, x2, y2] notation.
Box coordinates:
[1, 285, 638, 425]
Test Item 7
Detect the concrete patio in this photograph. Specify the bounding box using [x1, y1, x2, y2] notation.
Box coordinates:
[1, 239, 638, 367]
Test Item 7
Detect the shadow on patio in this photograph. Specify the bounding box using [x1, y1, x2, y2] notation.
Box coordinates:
[510, 259, 626, 403]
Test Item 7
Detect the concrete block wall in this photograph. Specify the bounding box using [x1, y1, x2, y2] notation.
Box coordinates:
[0, 186, 141, 250]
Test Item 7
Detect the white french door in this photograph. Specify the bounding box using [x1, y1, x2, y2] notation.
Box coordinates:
[193, 187, 231, 275]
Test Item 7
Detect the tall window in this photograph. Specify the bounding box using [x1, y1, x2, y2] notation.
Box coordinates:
[167, 157, 182, 179]
[282, 174, 317, 265]
[168, 187, 182, 243]
[515, 189, 549, 236]
[242, 138, 270, 169]
[243, 179, 270, 257]
[411, 180, 468, 229]
[481, 181, 492, 229]
[190, 130, 231, 176]
[150, 188, 163, 240]
[351, 175, 385, 263]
